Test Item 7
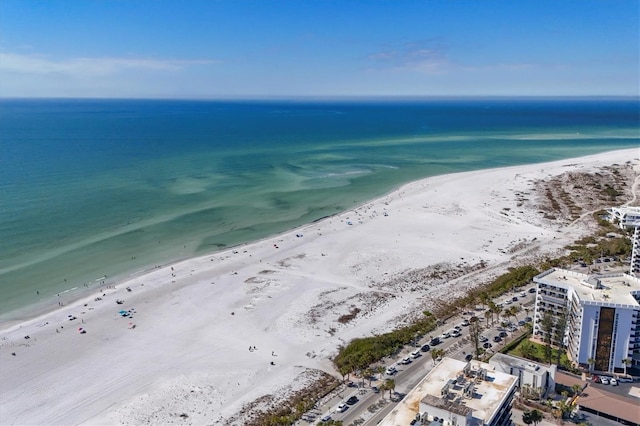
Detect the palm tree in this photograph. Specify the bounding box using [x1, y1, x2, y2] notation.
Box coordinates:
[378, 380, 388, 399]
[480, 293, 490, 311]
[362, 367, 373, 387]
[492, 304, 503, 325]
[587, 357, 595, 373]
[384, 379, 395, 399]
[571, 384, 582, 397]
[487, 301, 497, 324]
[484, 310, 492, 327]
[338, 361, 352, 381]
[431, 348, 445, 365]
[529, 409, 543, 426]
[511, 305, 522, 322]
[540, 312, 555, 363]
[622, 358, 632, 377]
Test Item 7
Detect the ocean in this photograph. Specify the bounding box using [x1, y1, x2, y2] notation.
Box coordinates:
[1, 98, 638, 320]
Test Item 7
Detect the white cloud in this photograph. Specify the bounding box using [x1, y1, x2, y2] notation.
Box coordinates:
[366, 41, 450, 74]
[0, 52, 216, 77]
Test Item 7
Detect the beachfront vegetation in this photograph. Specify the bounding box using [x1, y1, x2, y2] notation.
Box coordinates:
[334, 313, 438, 376]
[243, 372, 340, 426]
[334, 266, 539, 373]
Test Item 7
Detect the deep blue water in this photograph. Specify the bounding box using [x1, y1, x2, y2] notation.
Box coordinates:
[0, 98, 638, 318]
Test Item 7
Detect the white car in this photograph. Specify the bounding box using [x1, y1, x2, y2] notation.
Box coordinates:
[610, 378, 618, 386]
[385, 366, 397, 375]
[479, 335, 488, 342]
[600, 377, 610, 385]
[461, 319, 470, 326]
[441, 331, 451, 339]
[451, 329, 461, 338]
[336, 403, 348, 413]
[410, 349, 422, 358]
[400, 356, 412, 365]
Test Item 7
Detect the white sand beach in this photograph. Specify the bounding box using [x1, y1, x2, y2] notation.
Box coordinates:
[1, 148, 638, 425]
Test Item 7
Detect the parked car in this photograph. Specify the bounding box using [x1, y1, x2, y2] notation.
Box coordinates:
[453, 325, 462, 332]
[610, 378, 618, 386]
[336, 403, 348, 413]
[524, 316, 532, 322]
[600, 377, 610, 385]
[618, 377, 633, 383]
[529, 287, 536, 293]
[372, 386, 380, 393]
[451, 329, 461, 338]
[493, 335, 502, 342]
[465, 354, 473, 362]
[430, 337, 441, 346]
[479, 335, 488, 342]
[499, 331, 508, 337]
[411, 349, 421, 359]
[320, 414, 332, 422]
[483, 342, 492, 349]
[421, 344, 431, 352]
[592, 375, 601, 383]
[518, 320, 526, 326]
[461, 319, 470, 326]
[346, 396, 359, 405]
[512, 296, 518, 302]
[400, 357, 412, 365]
[520, 292, 527, 297]
[441, 332, 451, 339]
[385, 366, 397, 375]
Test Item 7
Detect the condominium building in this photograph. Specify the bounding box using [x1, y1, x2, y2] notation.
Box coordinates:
[533, 268, 640, 373]
[379, 357, 517, 426]
[607, 206, 640, 230]
[631, 226, 640, 276]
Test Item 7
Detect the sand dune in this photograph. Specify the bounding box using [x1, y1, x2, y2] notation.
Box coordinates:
[0, 148, 637, 425]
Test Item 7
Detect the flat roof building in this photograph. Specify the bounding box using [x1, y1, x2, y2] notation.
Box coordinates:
[379, 357, 518, 426]
[533, 268, 640, 373]
[488, 353, 557, 399]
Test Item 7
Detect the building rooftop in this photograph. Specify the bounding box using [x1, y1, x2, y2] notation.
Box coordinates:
[379, 357, 518, 426]
[535, 269, 640, 308]
[489, 352, 555, 376]
[555, 372, 640, 425]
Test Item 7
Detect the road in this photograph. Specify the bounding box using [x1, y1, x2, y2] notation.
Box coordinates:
[300, 286, 537, 425]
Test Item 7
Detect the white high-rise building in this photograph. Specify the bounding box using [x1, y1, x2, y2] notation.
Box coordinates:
[533, 268, 640, 373]
[607, 206, 640, 230]
[630, 226, 640, 276]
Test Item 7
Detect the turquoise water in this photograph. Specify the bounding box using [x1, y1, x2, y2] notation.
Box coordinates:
[1, 98, 638, 319]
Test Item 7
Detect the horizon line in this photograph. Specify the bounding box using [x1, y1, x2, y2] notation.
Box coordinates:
[1, 94, 639, 102]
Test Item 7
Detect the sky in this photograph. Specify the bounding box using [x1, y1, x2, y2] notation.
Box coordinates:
[0, 0, 638, 98]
